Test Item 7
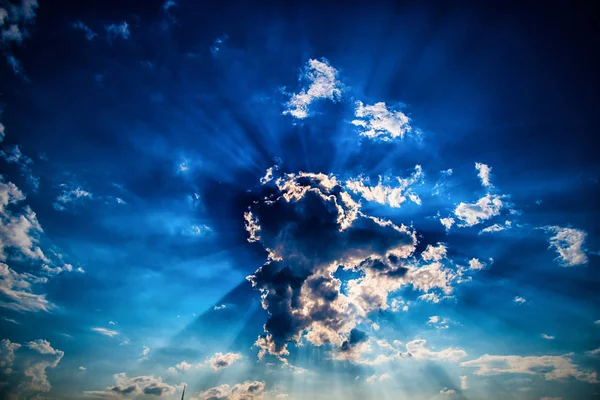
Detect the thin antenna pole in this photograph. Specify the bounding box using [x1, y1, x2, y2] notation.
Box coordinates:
[181, 385, 186, 400]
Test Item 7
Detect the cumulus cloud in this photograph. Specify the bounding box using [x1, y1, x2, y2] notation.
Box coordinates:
[514, 296, 526, 304]
[460, 375, 468, 390]
[460, 353, 598, 383]
[428, 315, 450, 330]
[454, 194, 504, 227]
[283, 58, 343, 119]
[421, 243, 448, 262]
[541, 334, 555, 340]
[84, 372, 180, 397]
[206, 352, 242, 371]
[475, 162, 493, 188]
[246, 169, 420, 359]
[586, 347, 600, 356]
[440, 217, 455, 231]
[0, 178, 47, 262]
[345, 165, 423, 208]
[440, 388, 456, 396]
[73, 20, 96, 40]
[1, 338, 63, 395]
[351, 101, 414, 141]
[192, 381, 265, 400]
[540, 226, 588, 267]
[105, 21, 130, 42]
[92, 327, 118, 337]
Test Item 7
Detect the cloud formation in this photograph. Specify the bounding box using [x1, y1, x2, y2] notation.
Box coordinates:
[84, 372, 180, 397]
[283, 58, 343, 119]
[351, 101, 413, 141]
[541, 226, 588, 267]
[192, 381, 265, 400]
[460, 353, 598, 383]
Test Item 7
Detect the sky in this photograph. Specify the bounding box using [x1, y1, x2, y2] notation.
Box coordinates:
[1, 0, 599, 399]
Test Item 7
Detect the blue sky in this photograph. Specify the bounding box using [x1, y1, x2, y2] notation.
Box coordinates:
[1, 1, 599, 399]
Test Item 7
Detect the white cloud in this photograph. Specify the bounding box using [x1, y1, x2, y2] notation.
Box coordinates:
[595, 320, 600, 325]
[468, 258, 485, 271]
[206, 352, 242, 371]
[0, 338, 20, 374]
[73, 20, 96, 40]
[541, 226, 588, 267]
[142, 345, 150, 357]
[243, 210, 261, 243]
[421, 243, 447, 262]
[3, 316, 19, 324]
[0, 178, 46, 262]
[427, 316, 450, 330]
[345, 165, 423, 208]
[475, 162, 493, 188]
[454, 194, 504, 227]
[366, 373, 390, 383]
[105, 21, 130, 42]
[92, 327, 118, 337]
[461, 353, 598, 383]
[192, 381, 265, 400]
[213, 304, 226, 310]
[405, 339, 466, 362]
[514, 296, 526, 304]
[79, 366, 86, 371]
[479, 220, 511, 235]
[351, 101, 413, 141]
[14, 339, 65, 393]
[0, 262, 53, 312]
[84, 372, 180, 397]
[260, 166, 276, 185]
[42, 263, 83, 276]
[460, 375, 468, 390]
[440, 388, 456, 396]
[440, 217, 455, 231]
[541, 334, 555, 340]
[283, 58, 343, 119]
[53, 184, 92, 211]
[586, 347, 600, 356]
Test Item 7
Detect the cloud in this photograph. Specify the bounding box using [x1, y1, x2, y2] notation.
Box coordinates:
[213, 304, 226, 310]
[247, 169, 420, 359]
[0, 338, 21, 374]
[479, 220, 511, 235]
[73, 20, 96, 40]
[283, 58, 343, 119]
[428, 316, 450, 330]
[206, 352, 242, 371]
[405, 339, 466, 362]
[0, 0, 39, 76]
[541, 334, 555, 340]
[440, 217, 455, 231]
[454, 194, 504, 227]
[460, 353, 598, 383]
[105, 21, 130, 42]
[540, 226, 588, 267]
[163, 1, 177, 11]
[84, 372, 180, 397]
[0, 262, 53, 312]
[351, 101, 414, 141]
[92, 327, 118, 337]
[345, 165, 423, 208]
[2, 317, 19, 324]
[0, 178, 47, 262]
[53, 184, 93, 211]
[421, 243, 448, 262]
[460, 375, 468, 390]
[42, 263, 84, 275]
[514, 296, 526, 304]
[366, 373, 390, 383]
[586, 347, 600, 356]
[192, 381, 265, 400]
[475, 162, 493, 188]
[1, 339, 64, 395]
[142, 346, 150, 357]
[440, 388, 456, 396]
[79, 366, 86, 371]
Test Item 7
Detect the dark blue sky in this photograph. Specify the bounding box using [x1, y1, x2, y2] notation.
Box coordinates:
[1, 1, 599, 399]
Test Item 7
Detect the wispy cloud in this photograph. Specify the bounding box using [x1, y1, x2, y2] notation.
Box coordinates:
[91, 327, 118, 337]
[352, 101, 414, 141]
[105, 21, 130, 42]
